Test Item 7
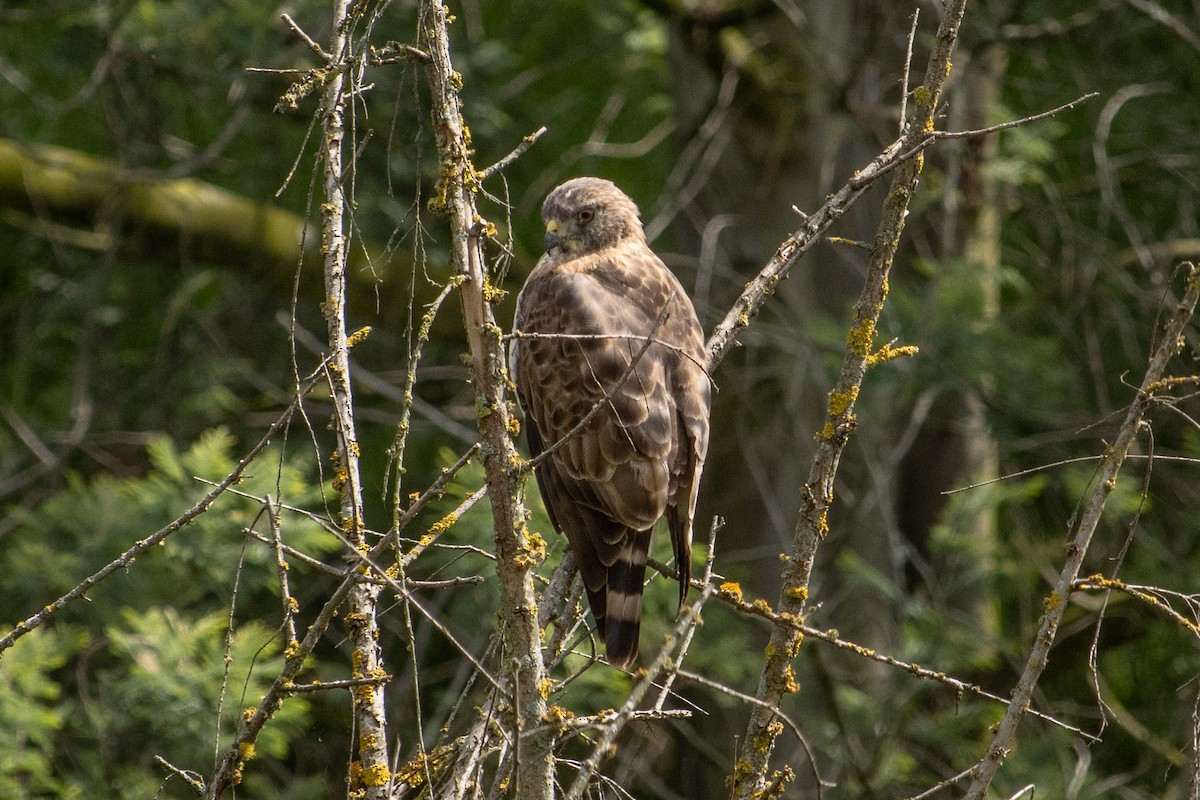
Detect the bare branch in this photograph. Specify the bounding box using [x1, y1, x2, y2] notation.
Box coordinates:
[932, 91, 1099, 140]
[899, 9, 920, 135]
[280, 13, 329, 61]
[962, 263, 1200, 798]
[727, 3, 970, 794]
[309, 2, 392, 795]
[479, 126, 548, 182]
[418, 1, 553, 797]
[369, 41, 432, 65]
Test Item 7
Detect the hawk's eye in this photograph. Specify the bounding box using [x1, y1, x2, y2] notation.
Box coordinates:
[577, 209, 594, 224]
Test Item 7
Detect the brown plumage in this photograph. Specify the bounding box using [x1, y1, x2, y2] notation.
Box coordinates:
[511, 177, 711, 667]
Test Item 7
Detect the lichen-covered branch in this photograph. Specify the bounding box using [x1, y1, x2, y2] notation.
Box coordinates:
[727, 2, 969, 796]
[962, 261, 1200, 799]
[315, 1, 392, 795]
[418, 3, 553, 798]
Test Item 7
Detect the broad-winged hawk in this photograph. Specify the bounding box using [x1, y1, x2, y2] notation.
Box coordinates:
[511, 177, 711, 667]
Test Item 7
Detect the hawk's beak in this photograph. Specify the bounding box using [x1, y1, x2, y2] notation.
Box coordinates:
[544, 219, 561, 253]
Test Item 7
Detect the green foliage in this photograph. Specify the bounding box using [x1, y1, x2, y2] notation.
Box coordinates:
[0, 430, 335, 797]
[103, 607, 308, 764]
[0, 631, 86, 799]
[3, 428, 336, 620]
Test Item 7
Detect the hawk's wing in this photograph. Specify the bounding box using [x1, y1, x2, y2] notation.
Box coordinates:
[513, 240, 710, 666]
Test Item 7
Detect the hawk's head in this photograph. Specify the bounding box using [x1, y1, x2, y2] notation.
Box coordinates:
[541, 177, 644, 257]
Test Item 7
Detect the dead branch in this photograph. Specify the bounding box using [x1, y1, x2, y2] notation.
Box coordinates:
[726, 2, 969, 795]
[962, 262, 1200, 798]
[417, 1, 554, 797]
[308, 3, 394, 795]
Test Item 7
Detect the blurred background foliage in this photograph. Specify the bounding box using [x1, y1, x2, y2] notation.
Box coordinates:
[1, 0, 1199, 798]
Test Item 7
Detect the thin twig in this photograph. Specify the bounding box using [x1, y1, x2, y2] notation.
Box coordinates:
[387, 278, 463, 521]
[155, 755, 207, 796]
[1074, 576, 1200, 635]
[901, 767, 976, 800]
[899, 8, 920, 134]
[369, 41, 432, 65]
[281, 13, 329, 61]
[932, 92, 1098, 140]
[942, 452, 1200, 495]
[0, 396, 305, 654]
[478, 126, 548, 181]
[268, 496, 298, 650]
[280, 675, 393, 693]
[654, 517, 723, 712]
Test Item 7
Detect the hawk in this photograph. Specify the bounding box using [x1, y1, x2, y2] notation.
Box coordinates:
[511, 177, 711, 667]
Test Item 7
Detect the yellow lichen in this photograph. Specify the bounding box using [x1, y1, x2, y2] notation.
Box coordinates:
[826, 386, 859, 418]
[846, 317, 876, 356]
[867, 343, 919, 367]
[346, 326, 372, 348]
[726, 759, 755, 789]
[360, 763, 391, 787]
[481, 277, 507, 303]
[432, 509, 461, 536]
[783, 664, 800, 693]
[543, 704, 573, 726]
[515, 530, 548, 568]
[719, 581, 744, 601]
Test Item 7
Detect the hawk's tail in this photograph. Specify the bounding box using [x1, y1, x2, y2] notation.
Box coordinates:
[591, 528, 652, 668]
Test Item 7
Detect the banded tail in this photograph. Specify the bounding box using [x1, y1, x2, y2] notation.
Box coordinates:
[586, 529, 653, 668]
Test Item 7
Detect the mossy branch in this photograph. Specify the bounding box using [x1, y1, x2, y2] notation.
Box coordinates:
[417, 2, 553, 798]
[295, 1, 396, 797]
[726, 2, 970, 796]
[962, 262, 1200, 799]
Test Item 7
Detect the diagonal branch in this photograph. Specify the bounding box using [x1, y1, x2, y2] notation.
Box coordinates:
[0, 375, 321, 656]
[727, 2, 969, 795]
[962, 262, 1200, 799]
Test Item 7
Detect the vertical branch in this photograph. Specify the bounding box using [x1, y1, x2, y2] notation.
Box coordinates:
[728, 3, 969, 796]
[962, 262, 1200, 799]
[317, 2, 392, 796]
[418, 3, 553, 799]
